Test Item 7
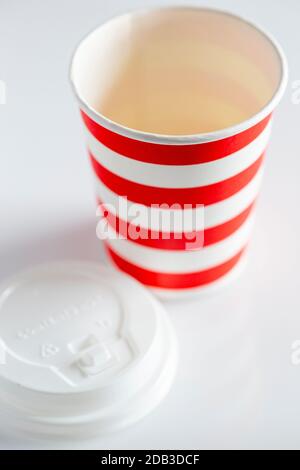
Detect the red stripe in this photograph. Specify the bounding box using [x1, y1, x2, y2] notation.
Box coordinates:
[106, 244, 246, 289]
[99, 200, 255, 250]
[81, 110, 271, 166]
[91, 151, 264, 207]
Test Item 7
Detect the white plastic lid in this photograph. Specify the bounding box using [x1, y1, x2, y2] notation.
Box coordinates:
[0, 262, 178, 438]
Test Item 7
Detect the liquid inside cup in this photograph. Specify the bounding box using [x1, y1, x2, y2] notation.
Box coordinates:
[72, 8, 283, 136]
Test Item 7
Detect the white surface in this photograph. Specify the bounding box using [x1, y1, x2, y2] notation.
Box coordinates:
[0, 262, 177, 437]
[0, 0, 299, 450]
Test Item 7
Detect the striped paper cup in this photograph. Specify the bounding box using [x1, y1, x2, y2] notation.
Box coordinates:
[70, 7, 287, 298]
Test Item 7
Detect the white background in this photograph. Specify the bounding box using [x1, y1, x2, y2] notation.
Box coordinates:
[0, 0, 299, 450]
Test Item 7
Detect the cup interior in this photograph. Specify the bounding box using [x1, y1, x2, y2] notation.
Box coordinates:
[71, 8, 284, 136]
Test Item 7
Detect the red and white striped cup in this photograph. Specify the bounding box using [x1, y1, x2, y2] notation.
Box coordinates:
[70, 7, 287, 298]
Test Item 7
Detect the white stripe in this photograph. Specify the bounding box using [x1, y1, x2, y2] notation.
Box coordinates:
[105, 214, 254, 274]
[94, 167, 263, 232]
[87, 121, 271, 188]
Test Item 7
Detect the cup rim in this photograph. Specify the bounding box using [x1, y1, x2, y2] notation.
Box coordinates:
[70, 5, 288, 145]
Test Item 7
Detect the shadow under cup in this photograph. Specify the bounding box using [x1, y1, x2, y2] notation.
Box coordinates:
[70, 7, 287, 298]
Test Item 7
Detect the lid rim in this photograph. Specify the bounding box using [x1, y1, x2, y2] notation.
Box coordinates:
[0, 261, 178, 438]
